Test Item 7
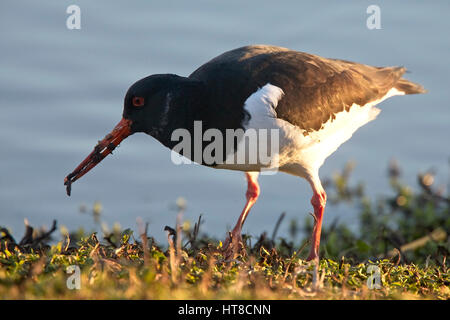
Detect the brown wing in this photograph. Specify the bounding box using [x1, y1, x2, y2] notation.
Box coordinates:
[189, 45, 424, 134]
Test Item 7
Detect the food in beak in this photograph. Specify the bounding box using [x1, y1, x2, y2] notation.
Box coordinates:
[64, 118, 132, 196]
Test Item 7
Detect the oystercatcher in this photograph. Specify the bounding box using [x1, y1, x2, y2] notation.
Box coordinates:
[64, 45, 425, 260]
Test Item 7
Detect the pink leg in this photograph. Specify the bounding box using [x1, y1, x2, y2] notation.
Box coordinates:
[224, 172, 260, 254]
[306, 187, 327, 261]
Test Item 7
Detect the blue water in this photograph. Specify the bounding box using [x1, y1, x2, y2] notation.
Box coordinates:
[1, 1, 449, 243]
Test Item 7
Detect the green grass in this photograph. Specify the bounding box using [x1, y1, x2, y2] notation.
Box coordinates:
[0, 161, 449, 299]
[0, 233, 448, 299]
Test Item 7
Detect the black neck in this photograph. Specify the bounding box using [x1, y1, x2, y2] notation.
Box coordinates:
[152, 76, 248, 165]
[156, 77, 208, 149]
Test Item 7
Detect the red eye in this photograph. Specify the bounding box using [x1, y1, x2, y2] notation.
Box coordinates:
[132, 96, 145, 107]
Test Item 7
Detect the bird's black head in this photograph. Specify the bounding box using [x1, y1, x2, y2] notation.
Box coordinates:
[123, 74, 201, 137]
[64, 73, 204, 195]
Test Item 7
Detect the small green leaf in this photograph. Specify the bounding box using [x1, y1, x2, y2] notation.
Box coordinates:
[356, 240, 371, 253]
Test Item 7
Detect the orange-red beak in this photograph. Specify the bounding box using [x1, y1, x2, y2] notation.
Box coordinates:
[64, 118, 132, 196]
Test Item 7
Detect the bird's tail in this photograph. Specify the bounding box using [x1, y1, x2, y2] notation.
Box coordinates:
[395, 77, 427, 95]
[370, 66, 427, 95]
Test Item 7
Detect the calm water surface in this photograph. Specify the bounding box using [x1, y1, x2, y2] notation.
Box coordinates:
[1, 1, 449, 242]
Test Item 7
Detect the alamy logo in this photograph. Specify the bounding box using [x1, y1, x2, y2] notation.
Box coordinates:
[170, 121, 280, 174]
[66, 265, 81, 290]
[366, 265, 382, 289]
[366, 5, 381, 30]
[66, 5, 81, 30]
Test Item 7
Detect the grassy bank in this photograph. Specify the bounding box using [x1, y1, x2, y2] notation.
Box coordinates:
[1, 161, 449, 299]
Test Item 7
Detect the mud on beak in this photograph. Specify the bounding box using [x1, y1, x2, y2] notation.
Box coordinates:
[64, 118, 132, 196]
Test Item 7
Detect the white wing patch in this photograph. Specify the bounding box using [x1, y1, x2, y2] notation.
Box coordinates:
[243, 83, 284, 120]
[216, 84, 285, 172]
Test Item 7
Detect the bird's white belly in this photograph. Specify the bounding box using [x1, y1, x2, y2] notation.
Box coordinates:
[216, 84, 404, 176]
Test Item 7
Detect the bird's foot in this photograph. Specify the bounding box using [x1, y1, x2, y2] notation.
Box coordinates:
[306, 190, 327, 262]
[222, 230, 245, 259]
[305, 212, 320, 262]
